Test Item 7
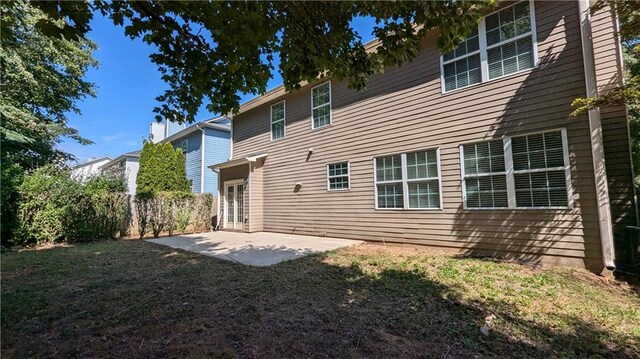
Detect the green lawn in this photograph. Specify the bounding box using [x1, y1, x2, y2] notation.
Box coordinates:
[2, 240, 639, 358]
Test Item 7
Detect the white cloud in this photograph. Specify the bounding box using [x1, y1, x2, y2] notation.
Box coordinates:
[102, 132, 128, 142]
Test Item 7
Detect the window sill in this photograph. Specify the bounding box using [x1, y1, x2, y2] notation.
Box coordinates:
[374, 207, 444, 211]
[311, 123, 333, 132]
[270, 137, 286, 143]
[463, 206, 571, 211]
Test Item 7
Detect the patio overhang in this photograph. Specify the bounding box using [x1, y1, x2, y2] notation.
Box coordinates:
[208, 152, 268, 172]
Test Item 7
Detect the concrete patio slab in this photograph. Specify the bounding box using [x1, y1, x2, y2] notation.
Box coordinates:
[146, 231, 364, 266]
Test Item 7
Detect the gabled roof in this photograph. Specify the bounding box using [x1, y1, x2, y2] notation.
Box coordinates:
[234, 37, 382, 116]
[161, 116, 231, 144]
[71, 156, 112, 169]
[100, 150, 140, 169]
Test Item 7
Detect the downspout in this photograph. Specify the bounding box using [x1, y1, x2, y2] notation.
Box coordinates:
[199, 124, 206, 193]
[578, 0, 616, 271]
[248, 161, 252, 233]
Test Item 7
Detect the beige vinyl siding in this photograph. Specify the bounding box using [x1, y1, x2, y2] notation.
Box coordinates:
[250, 159, 265, 232]
[590, 2, 624, 93]
[229, 1, 628, 270]
[590, 2, 637, 242]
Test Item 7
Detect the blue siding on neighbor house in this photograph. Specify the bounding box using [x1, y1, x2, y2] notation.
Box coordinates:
[171, 132, 202, 193]
[203, 127, 231, 194]
[166, 120, 186, 137]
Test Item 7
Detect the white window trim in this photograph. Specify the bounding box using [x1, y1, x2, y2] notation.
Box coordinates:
[460, 128, 572, 210]
[270, 100, 286, 141]
[373, 148, 443, 210]
[223, 178, 245, 230]
[311, 81, 332, 130]
[326, 161, 350, 191]
[440, 0, 539, 94]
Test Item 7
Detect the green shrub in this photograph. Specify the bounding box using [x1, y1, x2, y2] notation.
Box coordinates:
[16, 166, 129, 245]
[134, 192, 211, 238]
[17, 166, 81, 244]
[13, 165, 211, 244]
[136, 141, 189, 195]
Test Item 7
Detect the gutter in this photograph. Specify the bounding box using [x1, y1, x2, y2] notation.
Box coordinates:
[578, 0, 616, 271]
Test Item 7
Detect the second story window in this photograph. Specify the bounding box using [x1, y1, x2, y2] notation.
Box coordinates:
[180, 139, 188, 154]
[441, 1, 537, 93]
[270, 101, 285, 140]
[486, 1, 535, 79]
[311, 82, 331, 129]
[442, 28, 481, 92]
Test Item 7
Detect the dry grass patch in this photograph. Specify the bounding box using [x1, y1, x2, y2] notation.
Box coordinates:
[2, 240, 639, 358]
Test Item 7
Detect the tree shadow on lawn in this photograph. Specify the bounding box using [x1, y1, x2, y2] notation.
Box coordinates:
[1, 241, 638, 358]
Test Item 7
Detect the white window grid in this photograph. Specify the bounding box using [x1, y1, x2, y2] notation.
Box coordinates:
[373, 148, 443, 210]
[460, 128, 572, 210]
[461, 140, 510, 209]
[327, 162, 350, 191]
[270, 100, 286, 141]
[311, 81, 332, 129]
[440, 0, 538, 93]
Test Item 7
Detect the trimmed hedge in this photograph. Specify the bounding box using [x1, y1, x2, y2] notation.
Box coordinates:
[134, 192, 213, 238]
[12, 166, 214, 246]
[16, 166, 128, 245]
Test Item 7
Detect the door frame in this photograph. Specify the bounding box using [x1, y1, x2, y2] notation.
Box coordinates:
[223, 179, 245, 230]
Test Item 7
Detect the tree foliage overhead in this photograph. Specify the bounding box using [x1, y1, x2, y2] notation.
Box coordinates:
[0, 0, 97, 169]
[136, 141, 190, 195]
[26, 0, 496, 124]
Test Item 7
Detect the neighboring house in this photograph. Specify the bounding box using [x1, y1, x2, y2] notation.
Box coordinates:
[210, 1, 637, 273]
[100, 150, 141, 194]
[70, 156, 112, 182]
[160, 117, 231, 194]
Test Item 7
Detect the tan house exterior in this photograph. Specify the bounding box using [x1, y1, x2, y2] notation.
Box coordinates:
[211, 0, 636, 273]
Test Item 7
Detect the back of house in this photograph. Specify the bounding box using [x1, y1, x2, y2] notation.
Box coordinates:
[212, 0, 636, 273]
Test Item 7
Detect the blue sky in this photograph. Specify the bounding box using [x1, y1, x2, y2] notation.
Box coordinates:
[61, 13, 376, 163]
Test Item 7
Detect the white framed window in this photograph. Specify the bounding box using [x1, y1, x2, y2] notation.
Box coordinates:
[311, 82, 331, 129]
[442, 28, 481, 92]
[270, 101, 285, 140]
[180, 139, 188, 153]
[327, 162, 350, 191]
[440, 0, 537, 92]
[461, 140, 509, 208]
[460, 129, 572, 209]
[374, 148, 442, 210]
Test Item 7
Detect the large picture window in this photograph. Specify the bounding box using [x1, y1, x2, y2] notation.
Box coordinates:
[441, 1, 537, 92]
[374, 149, 442, 209]
[460, 129, 571, 209]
